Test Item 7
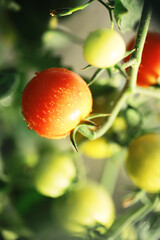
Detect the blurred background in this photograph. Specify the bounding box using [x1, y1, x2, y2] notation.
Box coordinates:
[0, 1, 160, 240]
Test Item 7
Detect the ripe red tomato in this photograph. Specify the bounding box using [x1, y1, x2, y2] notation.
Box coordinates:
[21, 68, 93, 139]
[125, 32, 160, 87]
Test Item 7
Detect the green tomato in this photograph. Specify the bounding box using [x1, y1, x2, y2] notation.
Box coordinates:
[83, 28, 126, 68]
[34, 154, 77, 198]
[80, 138, 112, 159]
[42, 30, 71, 49]
[126, 134, 160, 193]
[80, 138, 121, 159]
[53, 181, 115, 234]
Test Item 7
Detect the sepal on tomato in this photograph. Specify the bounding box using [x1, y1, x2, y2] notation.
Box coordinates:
[70, 113, 110, 151]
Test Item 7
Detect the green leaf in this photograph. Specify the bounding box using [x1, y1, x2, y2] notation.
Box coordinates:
[0, 68, 20, 99]
[0, 195, 32, 238]
[50, 0, 94, 17]
[114, 0, 144, 32]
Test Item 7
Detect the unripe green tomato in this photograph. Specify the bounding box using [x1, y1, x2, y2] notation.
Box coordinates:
[42, 30, 71, 49]
[83, 29, 126, 68]
[126, 134, 160, 193]
[53, 181, 115, 234]
[34, 154, 76, 198]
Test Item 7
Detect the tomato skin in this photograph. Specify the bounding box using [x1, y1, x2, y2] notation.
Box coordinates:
[126, 134, 160, 193]
[126, 32, 160, 87]
[21, 68, 93, 139]
[83, 29, 126, 68]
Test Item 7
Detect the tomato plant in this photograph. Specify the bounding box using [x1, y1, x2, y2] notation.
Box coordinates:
[2, 0, 160, 240]
[21, 68, 93, 139]
[83, 28, 126, 68]
[53, 180, 115, 234]
[34, 153, 76, 198]
[126, 134, 160, 193]
[126, 32, 160, 87]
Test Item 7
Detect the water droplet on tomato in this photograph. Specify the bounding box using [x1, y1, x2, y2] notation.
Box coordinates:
[27, 124, 32, 130]
[42, 118, 47, 123]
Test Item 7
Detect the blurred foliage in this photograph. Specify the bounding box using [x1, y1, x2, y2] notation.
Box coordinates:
[114, 0, 144, 32]
[0, 0, 160, 240]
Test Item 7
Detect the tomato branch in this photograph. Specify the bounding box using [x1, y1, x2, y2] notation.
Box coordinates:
[103, 195, 159, 239]
[128, 0, 152, 92]
[88, 68, 105, 86]
[97, 0, 114, 29]
[92, 0, 152, 140]
[93, 84, 130, 139]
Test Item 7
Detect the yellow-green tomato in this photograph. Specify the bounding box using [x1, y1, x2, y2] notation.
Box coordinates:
[80, 138, 112, 159]
[34, 154, 76, 198]
[126, 134, 160, 193]
[54, 181, 115, 234]
[83, 28, 126, 68]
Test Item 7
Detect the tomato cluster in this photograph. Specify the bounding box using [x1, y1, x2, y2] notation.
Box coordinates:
[20, 13, 160, 239]
[21, 28, 127, 140]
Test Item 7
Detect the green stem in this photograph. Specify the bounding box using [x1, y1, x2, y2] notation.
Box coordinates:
[88, 69, 105, 86]
[106, 68, 113, 78]
[93, 84, 130, 139]
[105, 195, 160, 239]
[115, 64, 127, 78]
[105, 201, 155, 239]
[100, 148, 127, 196]
[97, 0, 114, 28]
[121, 59, 137, 70]
[128, 0, 152, 91]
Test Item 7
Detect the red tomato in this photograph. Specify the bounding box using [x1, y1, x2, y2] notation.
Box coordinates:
[21, 68, 93, 139]
[126, 32, 160, 87]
